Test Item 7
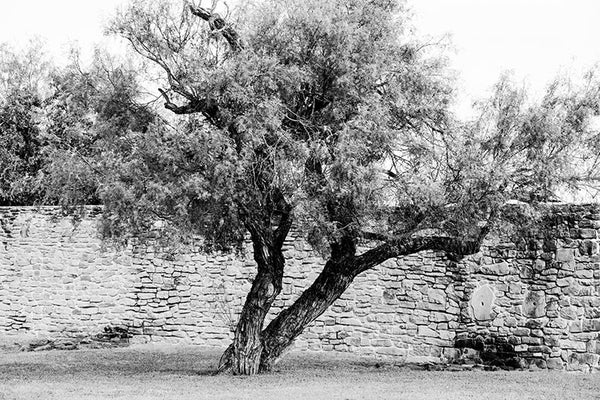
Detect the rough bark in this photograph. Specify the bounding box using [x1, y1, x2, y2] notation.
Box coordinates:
[259, 258, 355, 371]
[153, 9, 276, 373]
[218, 213, 293, 375]
[219, 233, 284, 374]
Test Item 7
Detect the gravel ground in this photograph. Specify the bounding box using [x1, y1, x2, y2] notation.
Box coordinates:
[1, 345, 599, 400]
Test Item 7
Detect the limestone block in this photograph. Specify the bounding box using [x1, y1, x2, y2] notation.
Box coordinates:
[480, 261, 510, 275]
[575, 269, 594, 279]
[406, 290, 423, 301]
[579, 229, 598, 240]
[528, 345, 551, 354]
[338, 317, 361, 327]
[429, 312, 453, 323]
[513, 327, 531, 336]
[522, 337, 543, 345]
[556, 276, 574, 287]
[564, 288, 581, 301]
[469, 285, 495, 321]
[417, 326, 439, 338]
[523, 291, 546, 318]
[438, 330, 455, 341]
[561, 339, 587, 352]
[556, 249, 575, 262]
[427, 288, 446, 305]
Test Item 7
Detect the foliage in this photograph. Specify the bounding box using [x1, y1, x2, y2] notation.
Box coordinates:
[1, 1, 598, 252]
[467, 72, 600, 203]
[0, 44, 156, 208]
[38, 51, 155, 208]
[0, 39, 50, 99]
[0, 41, 49, 205]
[96, 115, 248, 251]
[106, 0, 453, 253]
[103, 0, 600, 259]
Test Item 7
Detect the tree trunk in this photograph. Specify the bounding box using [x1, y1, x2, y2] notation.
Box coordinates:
[221, 230, 486, 373]
[255, 233, 488, 371]
[259, 258, 356, 371]
[219, 237, 285, 375]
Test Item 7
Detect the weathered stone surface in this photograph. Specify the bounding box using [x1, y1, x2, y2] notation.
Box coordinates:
[427, 288, 446, 305]
[579, 229, 597, 239]
[469, 285, 495, 321]
[556, 249, 575, 262]
[523, 291, 546, 319]
[480, 261, 510, 275]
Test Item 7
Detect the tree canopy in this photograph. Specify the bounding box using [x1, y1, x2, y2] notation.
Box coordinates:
[105, 0, 600, 255]
[105, 0, 600, 374]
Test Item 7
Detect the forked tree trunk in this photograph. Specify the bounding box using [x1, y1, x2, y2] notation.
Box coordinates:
[254, 234, 487, 371]
[258, 258, 357, 371]
[220, 230, 483, 374]
[220, 239, 285, 375]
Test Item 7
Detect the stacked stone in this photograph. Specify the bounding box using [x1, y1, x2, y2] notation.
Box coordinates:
[1, 205, 600, 371]
[0, 207, 136, 340]
[457, 205, 600, 372]
[269, 243, 464, 362]
[126, 251, 230, 345]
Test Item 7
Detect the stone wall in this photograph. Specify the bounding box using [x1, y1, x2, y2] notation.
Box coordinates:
[455, 205, 600, 371]
[1, 205, 599, 371]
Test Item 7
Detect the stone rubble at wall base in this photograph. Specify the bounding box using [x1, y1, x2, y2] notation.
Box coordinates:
[1, 205, 600, 372]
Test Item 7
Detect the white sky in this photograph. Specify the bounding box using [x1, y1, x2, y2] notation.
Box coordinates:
[0, 1, 123, 57]
[1, 0, 600, 116]
[412, 0, 600, 115]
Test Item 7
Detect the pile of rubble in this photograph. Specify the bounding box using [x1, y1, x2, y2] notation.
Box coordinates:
[23, 326, 132, 352]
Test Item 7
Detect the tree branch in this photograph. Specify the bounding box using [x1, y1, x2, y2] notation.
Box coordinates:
[158, 88, 203, 114]
[189, 4, 244, 52]
[354, 230, 487, 275]
[273, 205, 293, 250]
[153, 3, 243, 122]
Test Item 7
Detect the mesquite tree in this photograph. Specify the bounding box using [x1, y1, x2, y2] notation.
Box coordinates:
[107, 0, 600, 374]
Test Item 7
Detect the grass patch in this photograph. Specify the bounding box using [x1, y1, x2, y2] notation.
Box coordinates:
[0, 345, 598, 400]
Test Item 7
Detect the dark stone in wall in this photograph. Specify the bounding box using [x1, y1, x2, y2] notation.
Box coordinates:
[523, 291, 546, 318]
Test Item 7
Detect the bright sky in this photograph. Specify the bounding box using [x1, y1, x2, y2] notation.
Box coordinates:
[0, 1, 124, 58]
[1, 0, 600, 116]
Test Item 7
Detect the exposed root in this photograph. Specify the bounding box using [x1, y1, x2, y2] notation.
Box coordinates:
[217, 344, 234, 374]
